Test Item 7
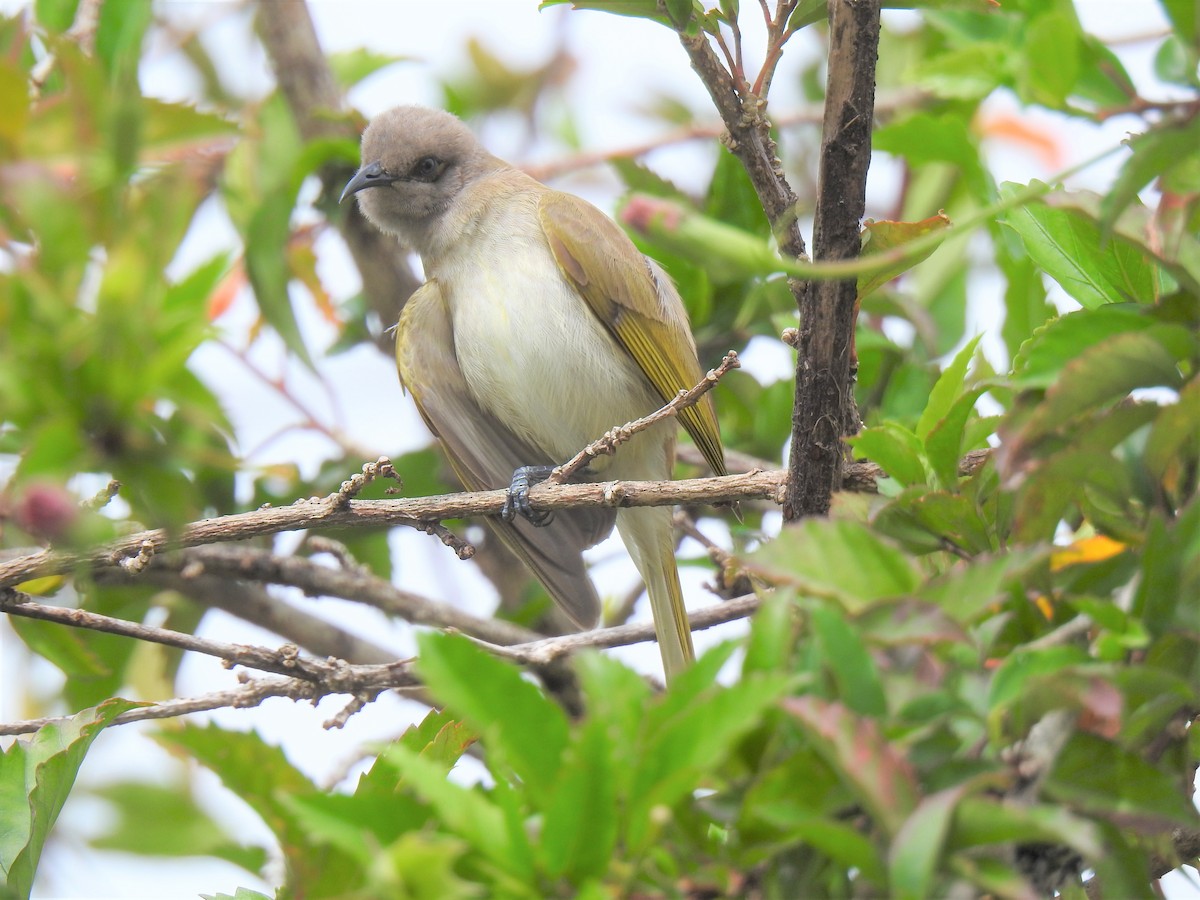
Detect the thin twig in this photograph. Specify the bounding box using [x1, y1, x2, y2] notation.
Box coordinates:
[0, 593, 763, 737]
[551, 351, 741, 484]
[0, 587, 388, 683]
[155, 544, 536, 646]
[0, 450, 995, 592]
[477, 592, 761, 667]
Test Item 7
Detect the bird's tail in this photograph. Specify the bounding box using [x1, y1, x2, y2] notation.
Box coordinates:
[617, 506, 695, 682]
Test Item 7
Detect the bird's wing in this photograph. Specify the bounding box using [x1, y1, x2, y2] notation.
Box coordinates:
[395, 280, 613, 629]
[538, 191, 726, 476]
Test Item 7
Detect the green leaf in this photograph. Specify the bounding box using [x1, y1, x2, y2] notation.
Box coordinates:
[416, 631, 568, 805]
[1023, 331, 1184, 437]
[539, 0, 673, 27]
[1159, 0, 1198, 46]
[750, 805, 886, 884]
[90, 781, 266, 874]
[201, 889, 274, 900]
[383, 743, 534, 881]
[949, 797, 1104, 858]
[1003, 187, 1162, 308]
[785, 696, 920, 836]
[919, 549, 1045, 624]
[874, 113, 990, 201]
[154, 724, 358, 895]
[94, 0, 152, 83]
[1011, 306, 1152, 390]
[34, 0, 79, 32]
[849, 423, 928, 487]
[0, 700, 138, 898]
[987, 646, 1090, 718]
[627, 667, 792, 850]
[1046, 732, 1200, 830]
[811, 604, 887, 716]
[888, 785, 966, 900]
[327, 49, 412, 90]
[1017, 11, 1081, 108]
[745, 518, 922, 613]
[1144, 375, 1200, 480]
[917, 334, 982, 441]
[743, 592, 799, 675]
[925, 388, 984, 490]
[540, 715, 618, 881]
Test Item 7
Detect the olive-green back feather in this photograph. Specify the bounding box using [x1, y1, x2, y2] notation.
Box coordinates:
[538, 192, 726, 477]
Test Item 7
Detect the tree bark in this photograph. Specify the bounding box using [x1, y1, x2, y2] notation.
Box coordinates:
[783, 0, 880, 520]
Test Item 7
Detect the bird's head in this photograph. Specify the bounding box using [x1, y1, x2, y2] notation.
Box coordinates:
[340, 106, 496, 240]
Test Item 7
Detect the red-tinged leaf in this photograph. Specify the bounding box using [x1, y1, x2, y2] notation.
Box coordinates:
[1022, 331, 1183, 439]
[784, 696, 920, 836]
[287, 229, 339, 326]
[207, 262, 246, 321]
[858, 213, 952, 301]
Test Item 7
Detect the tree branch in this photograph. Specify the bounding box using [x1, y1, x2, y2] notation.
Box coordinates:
[784, 0, 880, 519]
[0, 450, 994, 591]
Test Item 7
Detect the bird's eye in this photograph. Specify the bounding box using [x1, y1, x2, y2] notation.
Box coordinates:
[411, 156, 444, 182]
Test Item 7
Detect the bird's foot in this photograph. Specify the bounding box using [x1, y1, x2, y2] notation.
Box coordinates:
[502, 465, 557, 526]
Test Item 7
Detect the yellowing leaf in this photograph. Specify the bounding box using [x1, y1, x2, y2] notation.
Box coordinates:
[1050, 535, 1128, 571]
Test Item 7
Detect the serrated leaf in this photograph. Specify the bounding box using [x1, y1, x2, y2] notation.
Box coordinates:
[0, 699, 138, 898]
[384, 744, 533, 881]
[745, 518, 921, 612]
[627, 670, 792, 850]
[1023, 331, 1183, 438]
[416, 631, 568, 806]
[1003, 187, 1162, 308]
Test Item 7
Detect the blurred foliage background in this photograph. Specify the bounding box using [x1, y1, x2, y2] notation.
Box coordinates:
[2, 0, 1200, 897]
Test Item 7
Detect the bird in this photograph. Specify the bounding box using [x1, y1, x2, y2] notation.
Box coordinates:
[341, 105, 726, 681]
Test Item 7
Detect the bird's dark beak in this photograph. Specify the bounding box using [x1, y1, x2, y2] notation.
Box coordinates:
[339, 160, 396, 203]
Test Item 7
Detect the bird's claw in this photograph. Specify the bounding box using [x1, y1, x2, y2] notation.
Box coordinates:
[502, 465, 556, 527]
